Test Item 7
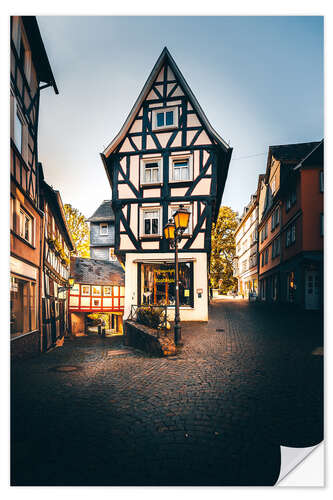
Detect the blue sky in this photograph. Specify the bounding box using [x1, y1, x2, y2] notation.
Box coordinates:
[36, 16, 323, 218]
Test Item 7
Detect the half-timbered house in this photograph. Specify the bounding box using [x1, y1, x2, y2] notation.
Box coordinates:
[40, 178, 75, 350]
[10, 16, 58, 358]
[69, 257, 125, 335]
[101, 47, 232, 321]
[86, 200, 117, 261]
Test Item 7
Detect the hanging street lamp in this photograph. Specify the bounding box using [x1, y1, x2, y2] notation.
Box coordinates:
[163, 204, 190, 346]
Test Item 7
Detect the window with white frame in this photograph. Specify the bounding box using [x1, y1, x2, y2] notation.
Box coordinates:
[19, 208, 33, 244]
[170, 154, 192, 182]
[152, 107, 178, 130]
[100, 223, 108, 235]
[140, 158, 162, 185]
[140, 207, 161, 237]
[169, 204, 192, 235]
[271, 176, 276, 194]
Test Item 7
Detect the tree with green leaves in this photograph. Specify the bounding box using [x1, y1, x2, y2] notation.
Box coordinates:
[64, 204, 90, 258]
[210, 205, 238, 294]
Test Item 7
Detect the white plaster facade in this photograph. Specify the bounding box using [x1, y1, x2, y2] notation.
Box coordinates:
[124, 252, 208, 321]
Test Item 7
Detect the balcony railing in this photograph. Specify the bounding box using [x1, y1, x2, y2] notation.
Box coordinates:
[128, 304, 169, 337]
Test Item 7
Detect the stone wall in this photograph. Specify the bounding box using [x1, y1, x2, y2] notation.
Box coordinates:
[124, 320, 176, 357]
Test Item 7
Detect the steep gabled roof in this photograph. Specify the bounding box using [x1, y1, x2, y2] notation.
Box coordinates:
[102, 47, 231, 158]
[22, 16, 58, 94]
[294, 139, 323, 171]
[269, 141, 320, 165]
[86, 200, 115, 223]
[70, 256, 124, 286]
[264, 141, 321, 182]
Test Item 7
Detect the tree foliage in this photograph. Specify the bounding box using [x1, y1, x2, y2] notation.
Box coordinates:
[64, 204, 90, 258]
[210, 206, 238, 294]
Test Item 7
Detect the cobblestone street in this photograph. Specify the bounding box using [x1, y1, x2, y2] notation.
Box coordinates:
[11, 299, 323, 486]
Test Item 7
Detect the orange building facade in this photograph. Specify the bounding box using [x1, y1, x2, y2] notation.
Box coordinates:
[258, 141, 323, 310]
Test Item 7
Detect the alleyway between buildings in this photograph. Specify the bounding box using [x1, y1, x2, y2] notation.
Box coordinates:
[11, 300, 323, 486]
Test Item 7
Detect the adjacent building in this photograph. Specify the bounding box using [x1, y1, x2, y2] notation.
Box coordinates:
[258, 140, 323, 310]
[100, 47, 232, 322]
[40, 178, 75, 350]
[86, 200, 117, 261]
[233, 176, 263, 298]
[10, 16, 58, 357]
[69, 257, 125, 335]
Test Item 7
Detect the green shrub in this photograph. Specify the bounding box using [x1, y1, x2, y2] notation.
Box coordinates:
[136, 307, 164, 330]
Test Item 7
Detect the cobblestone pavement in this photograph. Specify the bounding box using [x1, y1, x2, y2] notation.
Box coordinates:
[11, 300, 323, 486]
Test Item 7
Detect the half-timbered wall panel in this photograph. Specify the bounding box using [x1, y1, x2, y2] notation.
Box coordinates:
[10, 17, 40, 207]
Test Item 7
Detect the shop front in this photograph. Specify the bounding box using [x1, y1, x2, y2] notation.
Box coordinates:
[124, 252, 208, 322]
[10, 256, 40, 356]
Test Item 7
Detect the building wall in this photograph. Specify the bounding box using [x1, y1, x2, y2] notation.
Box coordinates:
[90, 221, 115, 247]
[301, 169, 323, 252]
[90, 247, 109, 260]
[70, 312, 85, 335]
[124, 252, 208, 321]
[234, 202, 259, 297]
[10, 17, 42, 358]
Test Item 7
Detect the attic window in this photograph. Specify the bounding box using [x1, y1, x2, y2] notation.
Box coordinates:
[152, 107, 178, 131]
[100, 223, 108, 235]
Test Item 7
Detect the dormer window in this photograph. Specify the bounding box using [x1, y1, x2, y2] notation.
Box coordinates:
[100, 223, 108, 235]
[152, 107, 178, 131]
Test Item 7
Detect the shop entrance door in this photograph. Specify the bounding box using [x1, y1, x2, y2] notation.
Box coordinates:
[305, 270, 320, 310]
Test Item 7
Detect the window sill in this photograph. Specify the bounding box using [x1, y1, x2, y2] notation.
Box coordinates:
[140, 182, 163, 188]
[152, 125, 178, 132]
[139, 235, 163, 240]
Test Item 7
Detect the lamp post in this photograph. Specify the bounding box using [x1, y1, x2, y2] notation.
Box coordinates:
[58, 276, 75, 293]
[163, 205, 190, 346]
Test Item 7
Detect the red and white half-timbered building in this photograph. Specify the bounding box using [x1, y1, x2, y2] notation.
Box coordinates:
[69, 257, 125, 335]
[101, 48, 232, 321]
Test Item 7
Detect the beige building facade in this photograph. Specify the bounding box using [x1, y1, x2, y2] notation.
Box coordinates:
[233, 177, 264, 298]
